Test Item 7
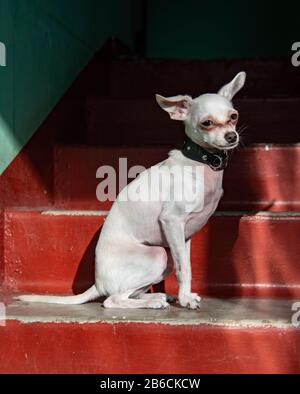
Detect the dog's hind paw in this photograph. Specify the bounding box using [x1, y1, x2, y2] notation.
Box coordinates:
[147, 300, 170, 309]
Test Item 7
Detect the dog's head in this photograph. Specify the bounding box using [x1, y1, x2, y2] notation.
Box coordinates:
[156, 71, 246, 151]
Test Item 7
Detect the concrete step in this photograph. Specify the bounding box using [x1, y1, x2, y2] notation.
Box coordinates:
[54, 145, 300, 211]
[86, 97, 300, 145]
[2, 209, 300, 298]
[1, 297, 299, 373]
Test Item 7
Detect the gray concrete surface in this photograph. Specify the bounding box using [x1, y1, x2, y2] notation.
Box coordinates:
[3, 297, 300, 328]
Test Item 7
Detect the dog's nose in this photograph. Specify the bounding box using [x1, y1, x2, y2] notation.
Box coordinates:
[225, 131, 237, 143]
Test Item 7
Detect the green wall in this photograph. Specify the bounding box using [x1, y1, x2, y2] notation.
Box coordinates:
[147, 0, 300, 59]
[0, 0, 132, 175]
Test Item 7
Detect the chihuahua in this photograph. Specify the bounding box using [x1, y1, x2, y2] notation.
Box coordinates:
[18, 71, 246, 309]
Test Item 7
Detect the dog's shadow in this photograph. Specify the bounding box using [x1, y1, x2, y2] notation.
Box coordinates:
[72, 226, 103, 295]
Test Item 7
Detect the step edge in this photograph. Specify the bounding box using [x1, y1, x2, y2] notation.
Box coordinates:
[4, 301, 295, 329]
[4, 208, 300, 219]
[54, 143, 300, 149]
[87, 97, 300, 104]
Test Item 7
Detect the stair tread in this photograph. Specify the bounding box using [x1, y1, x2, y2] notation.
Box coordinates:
[56, 143, 300, 148]
[11, 208, 300, 217]
[6, 297, 296, 328]
[6, 208, 300, 218]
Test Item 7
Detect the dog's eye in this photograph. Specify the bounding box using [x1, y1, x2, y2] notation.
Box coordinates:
[201, 120, 213, 127]
[230, 113, 238, 120]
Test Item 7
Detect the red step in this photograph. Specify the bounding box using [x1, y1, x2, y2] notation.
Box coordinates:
[1, 298, 299, 373]
[54, 145, 300, 211]
[3, 209, 300, 298]
[86, 97, 300, 145]
[102, 58, 300, 99]
[0, 210, 4, 287]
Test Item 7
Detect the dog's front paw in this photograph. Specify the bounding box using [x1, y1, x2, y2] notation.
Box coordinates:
[179, 293, 201, 310]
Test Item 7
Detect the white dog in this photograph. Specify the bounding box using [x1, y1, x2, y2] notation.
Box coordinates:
[18, 72, 246, 309]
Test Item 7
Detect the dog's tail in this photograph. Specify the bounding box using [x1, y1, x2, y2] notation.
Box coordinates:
[16, 284, 99, 305]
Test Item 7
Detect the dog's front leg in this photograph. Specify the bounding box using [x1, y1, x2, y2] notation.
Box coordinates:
[159, 212, 201, 309]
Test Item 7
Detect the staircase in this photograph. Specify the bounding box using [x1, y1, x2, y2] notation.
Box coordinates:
[1, 52, 300, 373]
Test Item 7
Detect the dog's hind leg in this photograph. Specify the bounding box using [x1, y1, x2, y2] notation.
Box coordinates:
[103, 290, 169, 309]
[102, 245, 171, 309]
[137, 293, 177, 303]
[137, 293, 167, 302]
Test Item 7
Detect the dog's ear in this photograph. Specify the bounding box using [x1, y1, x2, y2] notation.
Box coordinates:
[155, 94, 192, 120]
[218, 71, 246, 100]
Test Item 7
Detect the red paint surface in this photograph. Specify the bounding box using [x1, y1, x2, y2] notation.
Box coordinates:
[54, 146, 168, 210]
[0, 321, 299, 373]
[1, 57, 300, 213]
[87, 97, 300, 145]
[54, 145, 300, 211]
[1, 57, 299, 212]
[107, 58, 300, 99]
[3, 211, 104, 294]
[0, 210, 4, 286]
[1, 56, 300, 374]
[3, 210, 300, 297]
[0, 125, 54, 210]
[0, 58, 97, 291]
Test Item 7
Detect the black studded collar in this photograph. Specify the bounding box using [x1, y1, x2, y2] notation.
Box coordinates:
[181, 137, 229, 171]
